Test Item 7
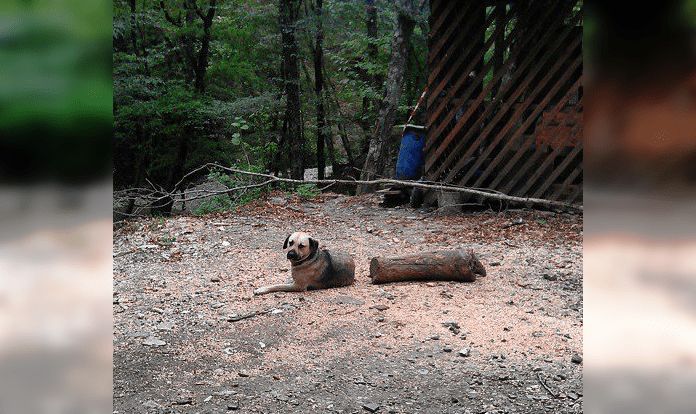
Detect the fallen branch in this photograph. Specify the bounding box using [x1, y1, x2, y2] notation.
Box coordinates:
[537, 372, 559, 398]
[118, 163, 582, 212]
[226, 309, 272, 322]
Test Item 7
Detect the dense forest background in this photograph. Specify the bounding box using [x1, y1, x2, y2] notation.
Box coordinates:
[113, 0, 429, 215]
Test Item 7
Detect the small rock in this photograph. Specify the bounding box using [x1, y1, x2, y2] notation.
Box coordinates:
[151, 307, 164, 314]
[543, 273, 558, 281]
[142, 400, 161, 408]
[204, 396, 213, 403]
[571, 354, 583, 364]
[442, 346, 453, 353]
[156, 321, 175, 331]
[173, 397, 192, 405]
[458, 348, 470, 357]
[238, 371, 250, 377]
[211, 276, 221, 282]
[222, 241, 231, 247]
[371, 304, 389, 311]
[211, 302, 225, 309]
[362, 402, 380, 412]
[490, 261, 501, 266]
[425, 282, 437, 287]
[430, 335, 440, 340]
[376, 316, 385, 322]
[142, 336, 166, 347]
[227, 401, 240, 410]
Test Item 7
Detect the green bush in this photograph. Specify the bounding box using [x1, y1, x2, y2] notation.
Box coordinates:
[193, 195, 234, 216]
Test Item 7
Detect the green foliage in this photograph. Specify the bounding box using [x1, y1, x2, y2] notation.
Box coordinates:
[193, 195, 235, 216]
[294, 183, 320, 199]
[113, 0, 428, 210]
[159, 233, 177, 245]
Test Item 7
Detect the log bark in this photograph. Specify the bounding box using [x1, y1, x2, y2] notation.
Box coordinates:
[369, 250, 486, 284]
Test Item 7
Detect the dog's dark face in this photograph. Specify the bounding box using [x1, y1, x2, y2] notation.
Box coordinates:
[283, 232, 319, 264]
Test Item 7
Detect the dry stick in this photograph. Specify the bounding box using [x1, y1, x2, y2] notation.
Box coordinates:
[226, 308, 272, 322]
[120, 163, 582, 211]
[206, 164, 582, 211]
[537, 372, 559, 399]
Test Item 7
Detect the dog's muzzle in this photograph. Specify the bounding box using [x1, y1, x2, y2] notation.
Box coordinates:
[287, 251, 299, 260]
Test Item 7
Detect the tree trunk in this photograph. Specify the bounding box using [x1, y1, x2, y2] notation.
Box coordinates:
[359, 0, 381, 159]
[279, 0, 304, 179]
[358, 0, 416, 193]
[152, 132, 188, 216]
[192, 0, 216, 93]
[313, 0, 326, 179]
[369, 250, 486, 284]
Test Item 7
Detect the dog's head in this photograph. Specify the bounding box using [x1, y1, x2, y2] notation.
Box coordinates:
[283, 231, 319, 264]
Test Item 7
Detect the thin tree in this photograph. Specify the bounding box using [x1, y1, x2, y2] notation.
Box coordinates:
[358, 0, 416, 193]
[359, 0, 381, 156]
[279, 0, 304, 179]
[313, 0, 327, 179]
[160, 0, 217, 93]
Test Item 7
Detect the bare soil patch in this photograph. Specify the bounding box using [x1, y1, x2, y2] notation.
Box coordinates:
[113, 193, 583, 413]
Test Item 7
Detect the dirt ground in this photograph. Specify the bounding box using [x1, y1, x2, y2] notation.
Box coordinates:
[113, 193, 583, 414]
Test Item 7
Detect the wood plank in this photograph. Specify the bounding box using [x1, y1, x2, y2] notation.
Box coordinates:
[515, 144, 565, 196]
[501, 145, 544, 195]
[428, 1, 475, 66]
[425, 1, 578, 159]
[426, 3, 531, 145]
[428, 8, 581, 178]
[463, 54, 582, 187]
[427, 2, 491, 105]
[551, 162, 582, 200]
[569, 182, 583, 204]
[427, 0, 459, 52]
[487, 78, 582, 190]
[532, 144, 582, 198]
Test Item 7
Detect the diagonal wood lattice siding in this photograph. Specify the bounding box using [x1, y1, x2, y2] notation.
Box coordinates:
[426, 0, 583, 204]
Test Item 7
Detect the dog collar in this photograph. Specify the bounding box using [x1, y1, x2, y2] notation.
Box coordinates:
[293, 248, 318, 265]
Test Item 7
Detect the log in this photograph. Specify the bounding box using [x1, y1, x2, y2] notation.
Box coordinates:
[369, 249, 486, 284]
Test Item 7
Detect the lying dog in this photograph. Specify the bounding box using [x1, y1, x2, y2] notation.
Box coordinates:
[253, 232, 355, 295]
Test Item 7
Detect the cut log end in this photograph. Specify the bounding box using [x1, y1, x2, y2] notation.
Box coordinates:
[369, 249, 486, 285]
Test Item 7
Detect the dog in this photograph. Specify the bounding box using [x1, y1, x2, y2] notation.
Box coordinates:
[253, 232, 355, 295]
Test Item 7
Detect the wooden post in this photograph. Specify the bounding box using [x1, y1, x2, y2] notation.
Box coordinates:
[369, 249, 486, 284]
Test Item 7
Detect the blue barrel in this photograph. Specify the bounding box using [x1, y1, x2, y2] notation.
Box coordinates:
[395, 125, 425, 180]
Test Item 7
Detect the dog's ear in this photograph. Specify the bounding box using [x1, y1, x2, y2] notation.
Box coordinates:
[309, 237, 319, 252]
[283, 234, 291, 249]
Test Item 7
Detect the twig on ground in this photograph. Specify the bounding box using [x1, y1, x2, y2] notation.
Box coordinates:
[537, 372, 559, 398]
[226, 308, 272, 322]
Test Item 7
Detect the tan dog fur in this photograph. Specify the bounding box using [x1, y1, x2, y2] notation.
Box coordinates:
[253, 232, 355, 295]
